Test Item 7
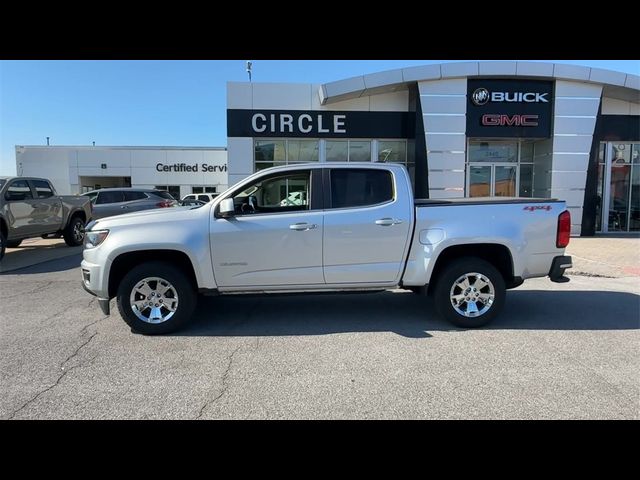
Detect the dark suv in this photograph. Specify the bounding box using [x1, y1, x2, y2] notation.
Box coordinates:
[85, 188, 178, 219]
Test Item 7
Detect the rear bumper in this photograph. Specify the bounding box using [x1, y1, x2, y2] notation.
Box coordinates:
[549, 255, 572, 283]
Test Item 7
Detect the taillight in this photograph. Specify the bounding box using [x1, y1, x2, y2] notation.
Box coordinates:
[156, 201, 173, 208]
[556, 210, 571, 248]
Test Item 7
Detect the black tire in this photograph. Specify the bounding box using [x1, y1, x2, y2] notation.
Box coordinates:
[116, 261, 197, 335]
[433, 257, 506, 328]
[0, 229, 5, 262]
[6, 239, 22, 248]
[63, 215, 85, 246]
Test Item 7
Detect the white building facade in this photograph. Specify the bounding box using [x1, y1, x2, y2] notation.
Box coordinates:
[16, 146, 228, 200]
[226, 61, 640, 235]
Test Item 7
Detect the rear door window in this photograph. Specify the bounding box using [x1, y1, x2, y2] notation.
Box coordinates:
[96, 191, 125, 204]
[198, 195, 210, 202]
[123, 191, 148, 201]
[32, 180, 54, 198]
[330, 169, 394, 209]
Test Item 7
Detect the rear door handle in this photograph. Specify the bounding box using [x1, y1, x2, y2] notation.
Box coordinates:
[375, 218, 402, 226]
[289, 223, 317, 231]
[120, 206, 129, 209]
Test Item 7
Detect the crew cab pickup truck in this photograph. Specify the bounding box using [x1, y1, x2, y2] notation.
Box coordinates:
[81, 163, 572, 334]
[0, 177, 92, 261]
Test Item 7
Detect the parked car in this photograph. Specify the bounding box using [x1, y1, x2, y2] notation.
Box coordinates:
[0, 176, 92, 261]
[81, 162, 572, 335]
[179, 198, 206, 207]
[181, 193, 218, 203]
[85, 188, 178, 220]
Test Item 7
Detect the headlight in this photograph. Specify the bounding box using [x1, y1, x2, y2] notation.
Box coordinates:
[84, 229, 109, 249]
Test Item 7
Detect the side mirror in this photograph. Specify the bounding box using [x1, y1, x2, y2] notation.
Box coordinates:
[218, 198, 235, 218]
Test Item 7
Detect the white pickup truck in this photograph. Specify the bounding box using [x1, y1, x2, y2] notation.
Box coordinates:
[81, 163, 572, 334]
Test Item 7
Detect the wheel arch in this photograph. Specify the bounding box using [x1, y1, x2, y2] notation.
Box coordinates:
[65, 209, 86, 228]
[427, 243, 515, 295]
[108, 250, 198, 298]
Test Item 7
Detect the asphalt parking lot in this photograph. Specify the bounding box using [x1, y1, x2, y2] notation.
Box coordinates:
[1, 239, 638, 419]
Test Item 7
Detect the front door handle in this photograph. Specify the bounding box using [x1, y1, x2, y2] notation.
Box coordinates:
[120, 205, 129, 209]
[375, 218, 402, 226]
[289, 223, 317, 231]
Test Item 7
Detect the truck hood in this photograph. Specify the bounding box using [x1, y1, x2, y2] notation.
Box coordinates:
[88, 205, 210, 230]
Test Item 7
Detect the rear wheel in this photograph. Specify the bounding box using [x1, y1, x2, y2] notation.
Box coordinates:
[5, 239, 21, 248]
[63, 216, 85, 246]
[116, 261, 197, 335]
[433, 257, 506, 328]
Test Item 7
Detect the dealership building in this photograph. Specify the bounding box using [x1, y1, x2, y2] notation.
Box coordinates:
[226, 61, 639, 235]
[16, 146, 228, 200]
[15, 61, 639, 235]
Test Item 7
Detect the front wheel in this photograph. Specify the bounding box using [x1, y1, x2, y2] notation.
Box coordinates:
[116, 261, 197, 334]
[433, 257, 506, 328]
[63, 216, 85, 246]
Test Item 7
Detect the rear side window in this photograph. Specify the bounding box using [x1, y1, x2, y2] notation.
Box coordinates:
[153, 191, 175, 200]
[197, 195, 210, 202]
[330, 169, 394, 209]
[96, 191, 124, 204]
[32, 180, 54, 198]
[123, 191, 148, 201]
[5, 180, 33, 201]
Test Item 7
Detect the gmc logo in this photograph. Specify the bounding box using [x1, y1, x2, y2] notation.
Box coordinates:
[482, 114, 539, 126]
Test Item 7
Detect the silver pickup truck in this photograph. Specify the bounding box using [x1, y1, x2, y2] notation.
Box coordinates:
[81, 163, 572, 334]
[0, 177, 92, 261]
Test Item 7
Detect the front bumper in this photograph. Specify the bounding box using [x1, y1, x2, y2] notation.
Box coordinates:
[81, 258, 111, 315]
[549, 255, 572, 283]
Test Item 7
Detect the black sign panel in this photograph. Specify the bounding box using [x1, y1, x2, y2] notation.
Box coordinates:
[466, 79, 553, 138]
[227, 109, 414, 138]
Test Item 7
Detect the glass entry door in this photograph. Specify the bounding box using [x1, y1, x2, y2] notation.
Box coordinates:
[598, 142, 640, 232]
[468, 164, 517, 197]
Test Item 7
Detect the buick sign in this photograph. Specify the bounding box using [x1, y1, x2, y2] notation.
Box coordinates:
[472, 88, 549, 106]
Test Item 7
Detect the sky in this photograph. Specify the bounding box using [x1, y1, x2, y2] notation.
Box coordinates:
[1, 59, 638, 176]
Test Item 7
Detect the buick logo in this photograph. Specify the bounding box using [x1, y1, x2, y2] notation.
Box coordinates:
[472, 88, 490, 106]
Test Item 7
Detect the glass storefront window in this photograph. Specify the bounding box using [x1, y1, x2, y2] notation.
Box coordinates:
[287, 140, 319, 163]
[349, 141, 371, 162]
[632, 144, 640, 164]
[255, 140, 286, 165]
[378, 141, 407, 163]
[326, 140, 348, 162]
[519, 164, 533, 197]
[612, 143, 631, 164]
[468, 141, 518, 163]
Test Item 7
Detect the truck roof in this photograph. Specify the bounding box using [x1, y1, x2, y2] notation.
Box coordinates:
[0, 176, 52, 182]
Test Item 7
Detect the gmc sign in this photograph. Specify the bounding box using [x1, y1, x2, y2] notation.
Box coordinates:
[481, 114, 539, 126]
[467, 79, 553, 138]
